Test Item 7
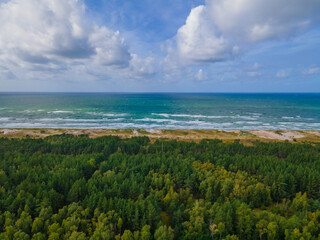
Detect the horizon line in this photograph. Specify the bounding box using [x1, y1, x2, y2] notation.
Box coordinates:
[1, 91, 320, 94]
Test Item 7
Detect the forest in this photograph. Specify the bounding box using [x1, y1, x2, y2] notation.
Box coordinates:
[0, 134, 320, 239]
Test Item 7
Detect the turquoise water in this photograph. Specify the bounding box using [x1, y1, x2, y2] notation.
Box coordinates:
[0, 93, 319, 130]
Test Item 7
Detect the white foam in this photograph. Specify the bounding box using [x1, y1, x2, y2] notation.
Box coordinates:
[152, 113, 229, 119]
[151, 113, 170, 118]
[171, 114, 206, 118]
[86, 112, 128, 117]
[282, 116, 295, 119]
[206, 116, 228, 119]
[235, 121, 262, 125]
[232, 115, 258, 120]
[304, 118, 315, 121]
[152, 113, 258, 120]
[60, 123, 99, 126]
[36, 117, 125, 123]
[22, 110, 34, 113]
[48, 110, 75, 114]
[0, 122, 49, 128]
[0, 117, 10, 121]
[103, 118, 125, 122]
[308, 123, 320, 127]
[137, 118, 180, 123]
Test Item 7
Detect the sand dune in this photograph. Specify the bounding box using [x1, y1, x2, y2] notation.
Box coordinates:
[1, 128, 320, 143]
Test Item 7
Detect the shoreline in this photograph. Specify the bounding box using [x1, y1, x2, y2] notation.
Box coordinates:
[1, 128, 320, 143]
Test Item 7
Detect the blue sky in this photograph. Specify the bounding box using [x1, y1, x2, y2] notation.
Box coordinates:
[0, 0, 319, 92]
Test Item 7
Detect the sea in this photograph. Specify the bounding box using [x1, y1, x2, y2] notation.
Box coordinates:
[0, 93, 319, 130]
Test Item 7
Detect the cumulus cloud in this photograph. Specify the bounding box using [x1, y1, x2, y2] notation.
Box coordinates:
[252, 63, 261, 70]
[129, 54, 156, 77]
[207, 0, 320, 42]
[0, 0, 131, 70]
[302, 65, 320, 75]
[173, 0, 320, 64]
[195, 69, 208, 81]
[276, 69, 291, 78]
[0, 66, 16, 79]
[90, 26, 131, 67]
[176, 6, 233, 64]
[247, 72, 261, 77]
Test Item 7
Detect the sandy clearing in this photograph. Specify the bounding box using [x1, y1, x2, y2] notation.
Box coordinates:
[309, 131, 320, 137]
[1, 129, 18, 135]
[132, 129, 139, 136]
[145, 129, 162, 134]
[281, 131, 305, 139]
[250, 130, 305, 141]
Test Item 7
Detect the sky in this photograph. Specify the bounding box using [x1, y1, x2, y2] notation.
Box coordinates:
[0, 0, 319, 92]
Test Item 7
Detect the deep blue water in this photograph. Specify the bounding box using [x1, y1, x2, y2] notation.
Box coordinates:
[0, 93, 319, 130]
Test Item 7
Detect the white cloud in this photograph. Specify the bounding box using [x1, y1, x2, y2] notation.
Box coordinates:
[0, 66, 16, 79]
[176, 6, 233, 64]
[276, 69, 291, 78]
[195, 69, 208, 81]
[208, 0, 320, 42]
[173, 0, 320, 64]
[128, 54, 156, 78]
[302, 65, 320, 75]
[247, 71, 261, 77]
[253, 63, 260, 70]
[0, 0, 131, 70]
[90, 26, 131, 67]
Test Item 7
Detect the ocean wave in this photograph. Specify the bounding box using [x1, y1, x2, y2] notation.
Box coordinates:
[151, 113, 170, 118]
[281, 116, 315, 121]
[232, 115, 259, 120]
[235, 121, 262, 125]
[0, 117, 10, 121]
[282, 116, 295, 119]
[0, 122, 49, 128]
[103, 118, 126, 122]
[151, 113, 259, 120]
[22, 110, 34, 113]
[60, 123, 99, 126]
[206, 116, 229, 119]
[1, 121, 319, 130]
[103, 122, 234, 129]
[307, 123, 320, 127]
[181, 120, 233, 127]
[85, 112, 128, 117]
[277, 122, 320, 127]
[171, 114, 207, 118]
[279, 122, 304, 125]
[1, 114, 319, 130]
[137, 118, 180, 123]
[36, 118, 125, 122]
[152, 113, 229, 119]
[19, 109, 46, 113]
[48, 110, 75, 114]
[135, 118, 236, 127]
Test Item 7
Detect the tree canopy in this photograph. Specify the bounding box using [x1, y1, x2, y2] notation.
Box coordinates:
[0, 134, 320, 239]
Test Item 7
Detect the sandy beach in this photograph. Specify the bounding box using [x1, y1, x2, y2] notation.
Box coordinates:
[1, 128, 320, 143]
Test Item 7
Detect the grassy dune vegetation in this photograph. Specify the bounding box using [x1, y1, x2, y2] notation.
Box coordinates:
[0, 134, 320, 239]
[1, 128, 320, 143]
